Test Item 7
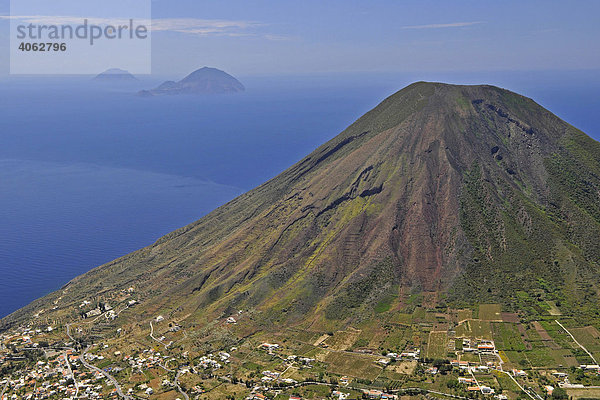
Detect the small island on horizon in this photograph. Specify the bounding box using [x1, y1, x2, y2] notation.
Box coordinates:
[138, 67, 245, 96]
[93, 68, 138, 82]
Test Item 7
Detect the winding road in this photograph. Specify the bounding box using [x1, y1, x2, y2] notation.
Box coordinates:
[174, 369, 190, 400]
[150, 321, 169, 349]
[80, 346, 132, 400]
[157, 361, 189, 399]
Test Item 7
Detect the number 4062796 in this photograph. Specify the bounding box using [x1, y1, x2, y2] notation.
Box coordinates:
[18, 42, 67, 51]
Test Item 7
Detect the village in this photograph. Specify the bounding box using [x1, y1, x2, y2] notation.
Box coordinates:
[2, 291, 600, 400]
[0, 329, 507, 400]
[0, 327, 563, 400]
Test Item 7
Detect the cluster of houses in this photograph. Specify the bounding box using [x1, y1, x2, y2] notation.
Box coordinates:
[226, 310, 245, 325]
[456, 377, 495, 395]
[287, 355, 315, 366]
[461, 339, 495, 353]
[197, 354, 224, 370]
[121, 348, 170, 373]
[397, 347, 420, 360]
[0, 348, 113, 399]
[259, 342, 281, 354]
[1, 327, 55, 347]
[372, 347, 421, 366]
[448, 359, 499, 372]
[135, 382, 155, 396]
[78, 289, 137, 321]
[2, 325, 323, 400]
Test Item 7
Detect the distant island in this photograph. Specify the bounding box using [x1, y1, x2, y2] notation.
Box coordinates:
[93, 68, 138, 82]
[138, 67, 245, 96]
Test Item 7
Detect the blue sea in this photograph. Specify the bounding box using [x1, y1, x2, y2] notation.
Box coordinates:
[1, 70, 599, 318]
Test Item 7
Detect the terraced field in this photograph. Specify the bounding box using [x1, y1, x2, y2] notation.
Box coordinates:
[478, 304, 503, 321]
[456, 319, 493, 340]
[427, 331, 448, 359]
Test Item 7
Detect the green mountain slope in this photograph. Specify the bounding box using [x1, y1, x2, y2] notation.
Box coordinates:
[3, 82, 600, 333]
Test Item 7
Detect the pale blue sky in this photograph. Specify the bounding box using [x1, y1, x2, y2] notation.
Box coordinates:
[1, 0, 599, 76]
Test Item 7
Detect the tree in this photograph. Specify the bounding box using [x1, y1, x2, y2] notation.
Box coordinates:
[551, 387, 568, 399]
[446, 380, 458, 389]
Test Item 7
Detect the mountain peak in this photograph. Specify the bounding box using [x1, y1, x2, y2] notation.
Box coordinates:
[4, 82, 600, 334]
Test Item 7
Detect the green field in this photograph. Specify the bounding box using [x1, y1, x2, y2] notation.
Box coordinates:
[324, 351, 382, 380]
[492, 322, 526, 351]
[570, 326, 600, 362]
[413, 307, 437, 323]
[457, 309, 472, 322]
[504, 350, 529, 367]
[381, 326, 411, 350]
[478, 304, 502, 321]
[456, 319, 493, 340]
[390, 313, 413, 325]
[565, 387, 600, 399]
[549, 348, 579, 367]
[323, 329, 362, 351]
[525, 347, 556, 367]
[427, 331, 448, 359]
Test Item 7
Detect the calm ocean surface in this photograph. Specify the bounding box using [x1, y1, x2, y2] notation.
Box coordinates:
[0, 71, 598, 317]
